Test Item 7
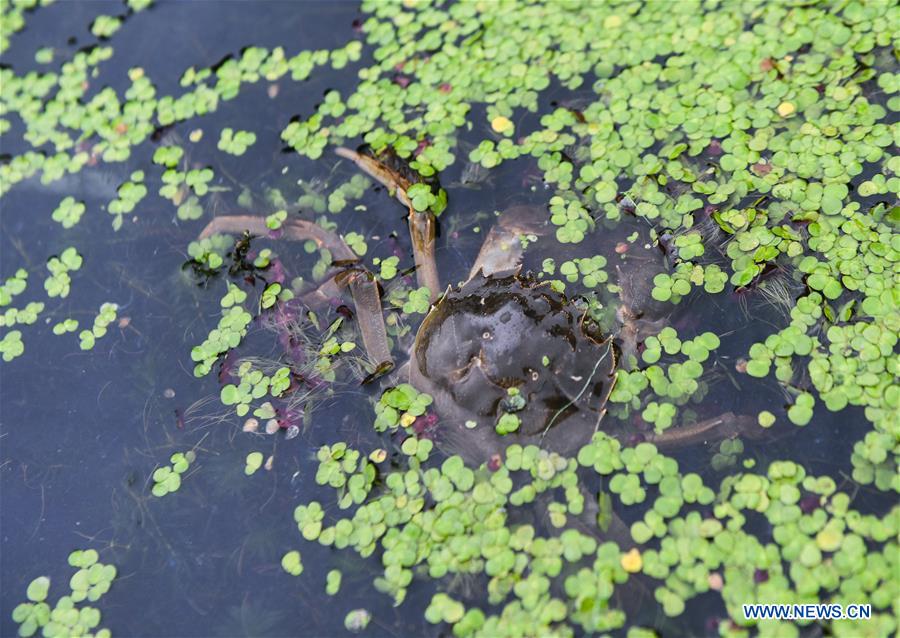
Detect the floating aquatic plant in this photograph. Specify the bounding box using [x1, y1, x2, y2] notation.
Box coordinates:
[244, 452, 264, 476]
[1, 0, 898, 634]
[78, 302, 118, 351]
[11, 549, 116, 638]
[51, 197, 85, 229]
[281, 550, 303, 576]
[217, 127, 256, 156]
[44, 248, 81, 299]
[90, 15, 121, 39]
[0, 329, 25, 362]
[191, 305, 252, 377]
[374, 384, 433, 432]
[151, 451, 196, 497]
[107, 170, 147, 230]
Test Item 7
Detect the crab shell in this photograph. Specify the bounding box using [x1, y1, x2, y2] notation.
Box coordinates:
[409, 273, 617, 463]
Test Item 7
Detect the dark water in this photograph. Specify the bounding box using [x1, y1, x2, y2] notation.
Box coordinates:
[0, 2, 880, 637]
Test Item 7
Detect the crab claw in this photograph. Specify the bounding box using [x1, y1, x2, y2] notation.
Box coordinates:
[339, 268, 394, 371]
[468, 205, 549, 280]
[336, 146, 441, 301]
[197, 214, 393, 373]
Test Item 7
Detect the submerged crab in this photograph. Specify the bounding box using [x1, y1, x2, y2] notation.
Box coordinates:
[409, 272, 617, 462]
[198, 148, 758, 464]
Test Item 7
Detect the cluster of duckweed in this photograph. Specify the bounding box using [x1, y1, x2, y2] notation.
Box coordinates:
[323, 174, 371, 215]
[11, 549, 117, 638]
[280, 550, 303, 577]
[1, 269, 29, 306]
[285, 418, 897, 637]
[259, 282, 285, 309]
[495, 388, 525, 435]
[2, 0, 898, 634]
[556, 256, 609, 290]
[1, 300, 44, 330]
[396, 286, 432, 314]
[607, 328, 724, 430]
[607, 328, 717, 431]
[325, 569, 342, 596]
[652, 262, 730, 300]
[44, 248, 81, 299]
[191, 259, 366, 427]
[217, 127, 256, 156]
[315, 442, 377, 508]
[189, 286, 253, 376]
[373, 383, 433, 432]
[106, 170, 146, 230]
[150, 143, 214, 219]
[151, 450, 196, 497]
[186, 234, 232, 272]
[314, 330, 360, 381]
[78, 302, 118, 350]
[220, 360, 292, 417]
[342, 608, 370, 633]
[261, 0, 895, 491]
[50, 197, 85, 229]
[1, 242, 121, 361]
[0, 328, 26, 361]
[51, 318, 78, 336]
[263, 209, 287, 230]
[710, 438, 746, 472]
[373, 255, 400, 281]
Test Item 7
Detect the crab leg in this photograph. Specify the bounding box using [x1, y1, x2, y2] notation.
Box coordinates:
[408, 208, 440, 299]
[198, 215, 393, 370]
[335, 146, 413, 209]
[338, 268, 394, 372]
[199, 215, 355, 259]
[199, 215, 357, 301]
[616, 313, 667, 368]
[336, 146, 441, 301]
[643, 412, 763, 451]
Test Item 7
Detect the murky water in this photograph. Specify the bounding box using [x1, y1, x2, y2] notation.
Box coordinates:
[1, 2, 889, 637]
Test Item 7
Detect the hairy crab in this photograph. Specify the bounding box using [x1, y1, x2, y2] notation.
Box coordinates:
[198, 147, 758, 464]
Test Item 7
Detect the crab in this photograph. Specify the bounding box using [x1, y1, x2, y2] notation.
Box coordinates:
[198, 147, 760, 465]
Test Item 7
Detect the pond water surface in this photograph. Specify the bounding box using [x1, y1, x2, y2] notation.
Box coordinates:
[1, 2, 896, 637]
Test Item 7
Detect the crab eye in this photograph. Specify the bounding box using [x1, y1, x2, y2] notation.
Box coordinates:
[482, 330, 492, 340]
[530, 370, 539, 382]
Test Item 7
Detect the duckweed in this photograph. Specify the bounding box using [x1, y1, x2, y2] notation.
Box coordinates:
[217, 128, 256, 156]
[281, 550, 303, 577]
[11, 550, 116, 638]
[44, 248, 82, 299]
[51, 197, 85, 229]
[152, 451, 195, 497]
[2, 0, 898, 634]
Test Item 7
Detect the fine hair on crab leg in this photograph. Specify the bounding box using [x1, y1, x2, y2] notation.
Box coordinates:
[197, 214, 393, 371]
[336, 146, 441, 301]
